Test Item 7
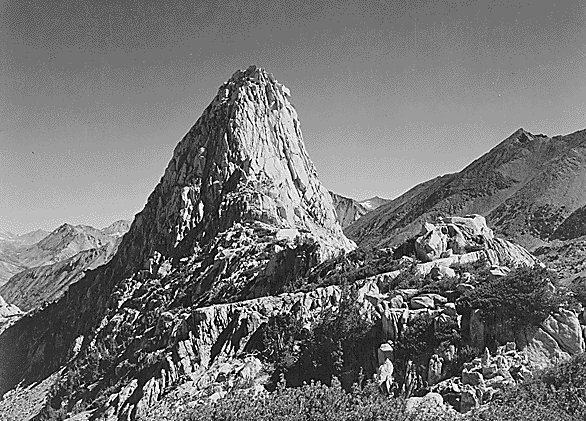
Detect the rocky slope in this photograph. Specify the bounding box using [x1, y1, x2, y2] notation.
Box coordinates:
[0, 294, 22, 335]
[347, 128, 586, 250]
[359, 196, 389, 212]
[0, 214, 572, 419]
[0, 66, 354, 417]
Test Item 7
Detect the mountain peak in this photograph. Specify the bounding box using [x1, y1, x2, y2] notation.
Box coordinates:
[108, 65, 354, 282]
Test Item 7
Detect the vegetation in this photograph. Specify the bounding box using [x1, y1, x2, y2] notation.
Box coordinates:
[469, 352, 586, 421]
[461, 266, 566, 329]
[180, 380, 457, 421]
[257, 283, 380, 389]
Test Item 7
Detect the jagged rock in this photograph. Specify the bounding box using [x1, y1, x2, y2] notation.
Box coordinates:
[0, 67, 356, 418]
[329, 192, 368, 227]
[378, 359, 395, 394]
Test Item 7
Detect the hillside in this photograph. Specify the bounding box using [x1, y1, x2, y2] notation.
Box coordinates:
[346, 128, 586, 250]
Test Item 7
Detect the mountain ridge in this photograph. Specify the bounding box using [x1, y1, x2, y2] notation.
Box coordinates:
[346, 127, 586, 250]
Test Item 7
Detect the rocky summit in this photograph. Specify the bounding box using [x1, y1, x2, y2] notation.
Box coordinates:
[0, 66, 353, 418]
[347, 128, 586, 250]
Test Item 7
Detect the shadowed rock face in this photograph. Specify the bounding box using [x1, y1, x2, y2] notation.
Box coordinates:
[330, 192, 369, 227]
[0, 67, 354, 411]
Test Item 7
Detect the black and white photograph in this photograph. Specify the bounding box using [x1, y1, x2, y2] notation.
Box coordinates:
[1, 0, 586, 419]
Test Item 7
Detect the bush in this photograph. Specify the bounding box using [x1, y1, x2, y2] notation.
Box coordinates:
[468, 353, 586, 420]
[462, 266, 565, 329]
[257, 283, 379, 389]
[184, 380, 460, 421]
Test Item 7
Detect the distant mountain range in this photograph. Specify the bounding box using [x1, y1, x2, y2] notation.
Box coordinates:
[346, 128, 586, 250]
[0, 220, 130, 310]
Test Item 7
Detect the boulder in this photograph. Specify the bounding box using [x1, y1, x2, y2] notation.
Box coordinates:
[410, 295, 435, 310]
[378, 359, 395, 394]
[540, 309, 585, 355]
[405, 392, 445, 416]
[388, 294, 404, 309]
[377, 342, 394, 366]
[462, 370, 484, 386]
[489, 265, 510, 277]
[460, 385, 480, 412]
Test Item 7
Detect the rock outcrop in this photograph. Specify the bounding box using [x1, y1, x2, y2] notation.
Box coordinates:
[394, 215, 540, 277]
[0, 294, 23, 335]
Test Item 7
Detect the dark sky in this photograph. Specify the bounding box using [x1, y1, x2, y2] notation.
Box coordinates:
[1, 0, 585, 233]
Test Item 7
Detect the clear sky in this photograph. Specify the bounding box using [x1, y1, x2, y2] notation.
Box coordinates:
[1, 0, 585, 234]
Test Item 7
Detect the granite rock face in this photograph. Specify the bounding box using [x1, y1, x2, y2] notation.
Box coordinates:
[0, 67, 354, 417]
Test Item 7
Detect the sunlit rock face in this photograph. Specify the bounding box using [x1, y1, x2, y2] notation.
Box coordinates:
[0, 66, 354, 415]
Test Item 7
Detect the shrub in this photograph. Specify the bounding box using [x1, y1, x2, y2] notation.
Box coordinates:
[183, 380, 461, 421]
[468, 353, 586, 420]
[257, 283, 379, 389]
[462, 266, 565, 329]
